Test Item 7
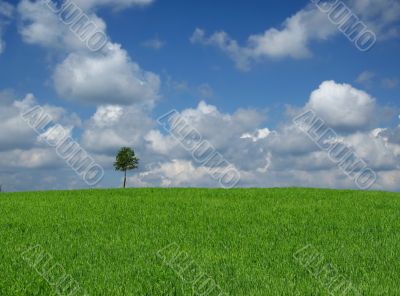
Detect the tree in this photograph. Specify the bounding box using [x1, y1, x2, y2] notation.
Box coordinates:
[114, 147, 139, 188]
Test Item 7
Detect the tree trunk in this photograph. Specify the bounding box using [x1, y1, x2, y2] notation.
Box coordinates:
[123, 170, 127, 188]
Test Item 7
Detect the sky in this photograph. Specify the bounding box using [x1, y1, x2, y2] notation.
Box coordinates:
[0, 0, 399, 192]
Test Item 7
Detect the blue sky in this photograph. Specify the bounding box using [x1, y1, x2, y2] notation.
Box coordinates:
[0, 0, 399, 191]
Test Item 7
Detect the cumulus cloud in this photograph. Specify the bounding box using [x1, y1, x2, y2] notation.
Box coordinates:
[18, 0, 107, 52]
[0, 91, 105, 192]
[136, 102, 340, 188]
[17, 0, 160, 106]
[146, 101, 266, 155]
[241, 128, 273, 142]
[132, 82, 400, 190]
[191, 0, 400, 70]
[0, 92, 80, 152]
[385, 126, 400, 145]
[0, 91, 82, 174]
[344, 130, 399, 171]
[53, 43, 160, 105]
[0, 93, 37, 151]
[306, 80, 376, 132]
[81, 104, 154, 155]
[0, 148, 62, 170]
[129, 159, 216, 187]
[1, 82, 400, 192]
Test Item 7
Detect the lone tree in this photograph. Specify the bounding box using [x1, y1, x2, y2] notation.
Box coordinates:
[114, 147, 139, 188]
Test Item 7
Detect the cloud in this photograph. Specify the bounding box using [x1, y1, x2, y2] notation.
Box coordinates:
[73, 0, 154, 11]
[381, 78, 399, 89]
[129, 159, 216, 187]
[0, 91, 82, 175]
[190, 28, 253, 71]
[241, 128, 273, 142]
[197, 83, 214, 99]
[141, 37, 165, 50]
[144, 101, 270, 174]
[191, 0, 400, 70]
[0, 1, 13, 19]
[164, 76, 215, 100]
[190, 4, 336, 70]
[344, 130, 399, 171]
[81, 103, 154, 155]
[0, 91, 109, 192]
[135, 81, 400, 190]
[18, 0, 107, 52]
[18, 0, 160, 106]
[2, 80, 400, 191]
[348, 0, 400, 39]
[0, 93, 38, 152]
[53, 43, 160, 106]
[355, 72, 399, 89]
[0, 92, 80, 152]
[137, 104, 343, 188]
[0, 148, 62, 170]
[376, 126, 400, 145]
[355, 70, 375, 87]
[0, 0, 13, 54]
[306, 80, 376, 132]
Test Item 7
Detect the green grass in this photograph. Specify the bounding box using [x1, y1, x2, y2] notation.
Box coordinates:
[0, 188, 399, 295]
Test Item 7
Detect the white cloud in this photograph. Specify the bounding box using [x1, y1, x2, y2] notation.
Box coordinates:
[0, 148, 61, 169]
[2, 81, 400, 191]
[18, 0, 160, 106]
[190, 28, 253, 71]
[348, 0, 400, 39]
[92, 105, 124, 127]
[192, 0, 400, 70]
[306, 80, 376, 131]
[129, 159, 214, 187]
[145, 101, 271, 175]
[246, 5, 336, 58]
[378, 126, 400, 145]
[0, 91, 82, 174]
[191, 4, 336, 70]
[147, 101, 266, 153]
[344, 130, 399, 171]
[18, 0, 107, 52]
[53, 43, 160, 106]
[144, 130, 178, 155]
[241, 128, 273, 142]
[0, 92, 80, 152]
[0, 94, 37, 151]
[81, 103, 154, 154]
[134, 82, 400, 190]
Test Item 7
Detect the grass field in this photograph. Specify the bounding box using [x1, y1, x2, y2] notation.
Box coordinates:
[0, 188, 399, 295]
